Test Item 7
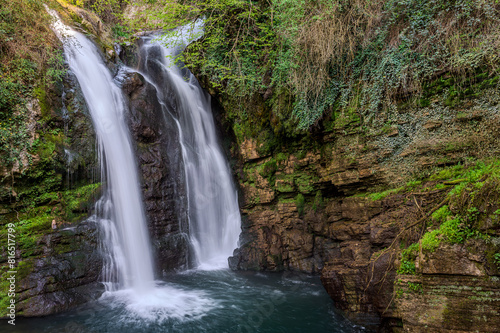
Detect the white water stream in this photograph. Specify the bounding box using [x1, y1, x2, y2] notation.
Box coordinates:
[49, 10, 154, 292]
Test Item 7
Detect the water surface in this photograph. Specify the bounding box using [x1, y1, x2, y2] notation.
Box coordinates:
[9, 271, 365, 333]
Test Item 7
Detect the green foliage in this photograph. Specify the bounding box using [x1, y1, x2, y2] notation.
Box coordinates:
[407, 282, 423, 293]
[0, 0, 65, 168]
[494, 253, 500, 267]
[295, 193, 305, 216]
[61, 183, 101, 222]
[126, 0, 500, 132]
[430, 164, 464, 181]
[398, 243, 419, 275]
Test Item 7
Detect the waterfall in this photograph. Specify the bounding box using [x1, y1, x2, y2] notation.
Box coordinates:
[48, 10, 155, 292]
[137, 24, 242, 269]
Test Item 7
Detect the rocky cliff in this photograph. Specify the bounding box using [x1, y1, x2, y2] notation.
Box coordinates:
[0, 66, 105, 317]
[198, 74, 500, 331]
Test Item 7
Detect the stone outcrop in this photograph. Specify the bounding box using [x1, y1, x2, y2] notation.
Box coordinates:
[16, 221, 104, 316]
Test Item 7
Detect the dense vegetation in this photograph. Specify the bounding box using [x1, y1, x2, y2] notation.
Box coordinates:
[112, 0, 500, 132]
[3, 0, 499, 166]
[0, 1, 104, 316]
[0, 0, 65, 168]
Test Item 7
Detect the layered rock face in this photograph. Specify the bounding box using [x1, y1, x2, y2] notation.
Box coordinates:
[223, 90, 500, 331]
[394, 239, 500, 332]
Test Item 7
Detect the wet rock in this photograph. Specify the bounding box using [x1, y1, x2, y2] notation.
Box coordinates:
[63, 69, 98, 179]
[16, 221, 104, 317]
[119, 54, 191, 272]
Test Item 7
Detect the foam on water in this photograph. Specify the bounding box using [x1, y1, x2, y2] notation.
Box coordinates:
[101, 283, 218, 323]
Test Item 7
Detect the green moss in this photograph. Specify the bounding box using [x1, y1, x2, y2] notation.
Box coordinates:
[275, 152, 288, 164]
[0, 260, 36, 316]
[367, 187, 404, 201]
[429, 164, 464, 181]
[34, 85, 50, 119]
[54, 233, 81, 255]
[61, 183, 101, 221]
[422, 215, 480, 253]
[243, 165, 258, 183]
[495, 253, 500, 265]
[296, 150, 307, 160]
[324, 106, 361, 131]
[295, 193, 305, 217]
[432, 205, 451, 223]
[0, 268, 12, 317]
[16, 260, 35, 281]
[0, 183, 100, 260]
[294, 174, 317, 194]
[406, 180, 422, 189]
[275, 174, 295, 193]
[398, 243, 419, 275]
[277, 197, 296, 204]
[259, 159, 278, 184]
[398, 260, 416, 275]
[419, 98, 430, 107]
[312, 190, 323, 212]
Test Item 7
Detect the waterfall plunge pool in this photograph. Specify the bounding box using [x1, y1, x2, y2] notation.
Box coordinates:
[8, 270, 365, 333]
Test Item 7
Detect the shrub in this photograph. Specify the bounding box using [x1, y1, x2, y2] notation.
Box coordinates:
[398, 242, 419, 274]
[295, 193, 305, 216]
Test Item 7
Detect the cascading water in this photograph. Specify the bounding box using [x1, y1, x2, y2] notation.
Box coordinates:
[136, 24, 242, 269]
[47, 10, 217, 322]
[48, 9, 154, 292]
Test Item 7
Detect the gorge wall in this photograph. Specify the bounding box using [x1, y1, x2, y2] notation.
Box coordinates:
[0, 65, 104, 316]
[197, 74, 500, 331]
